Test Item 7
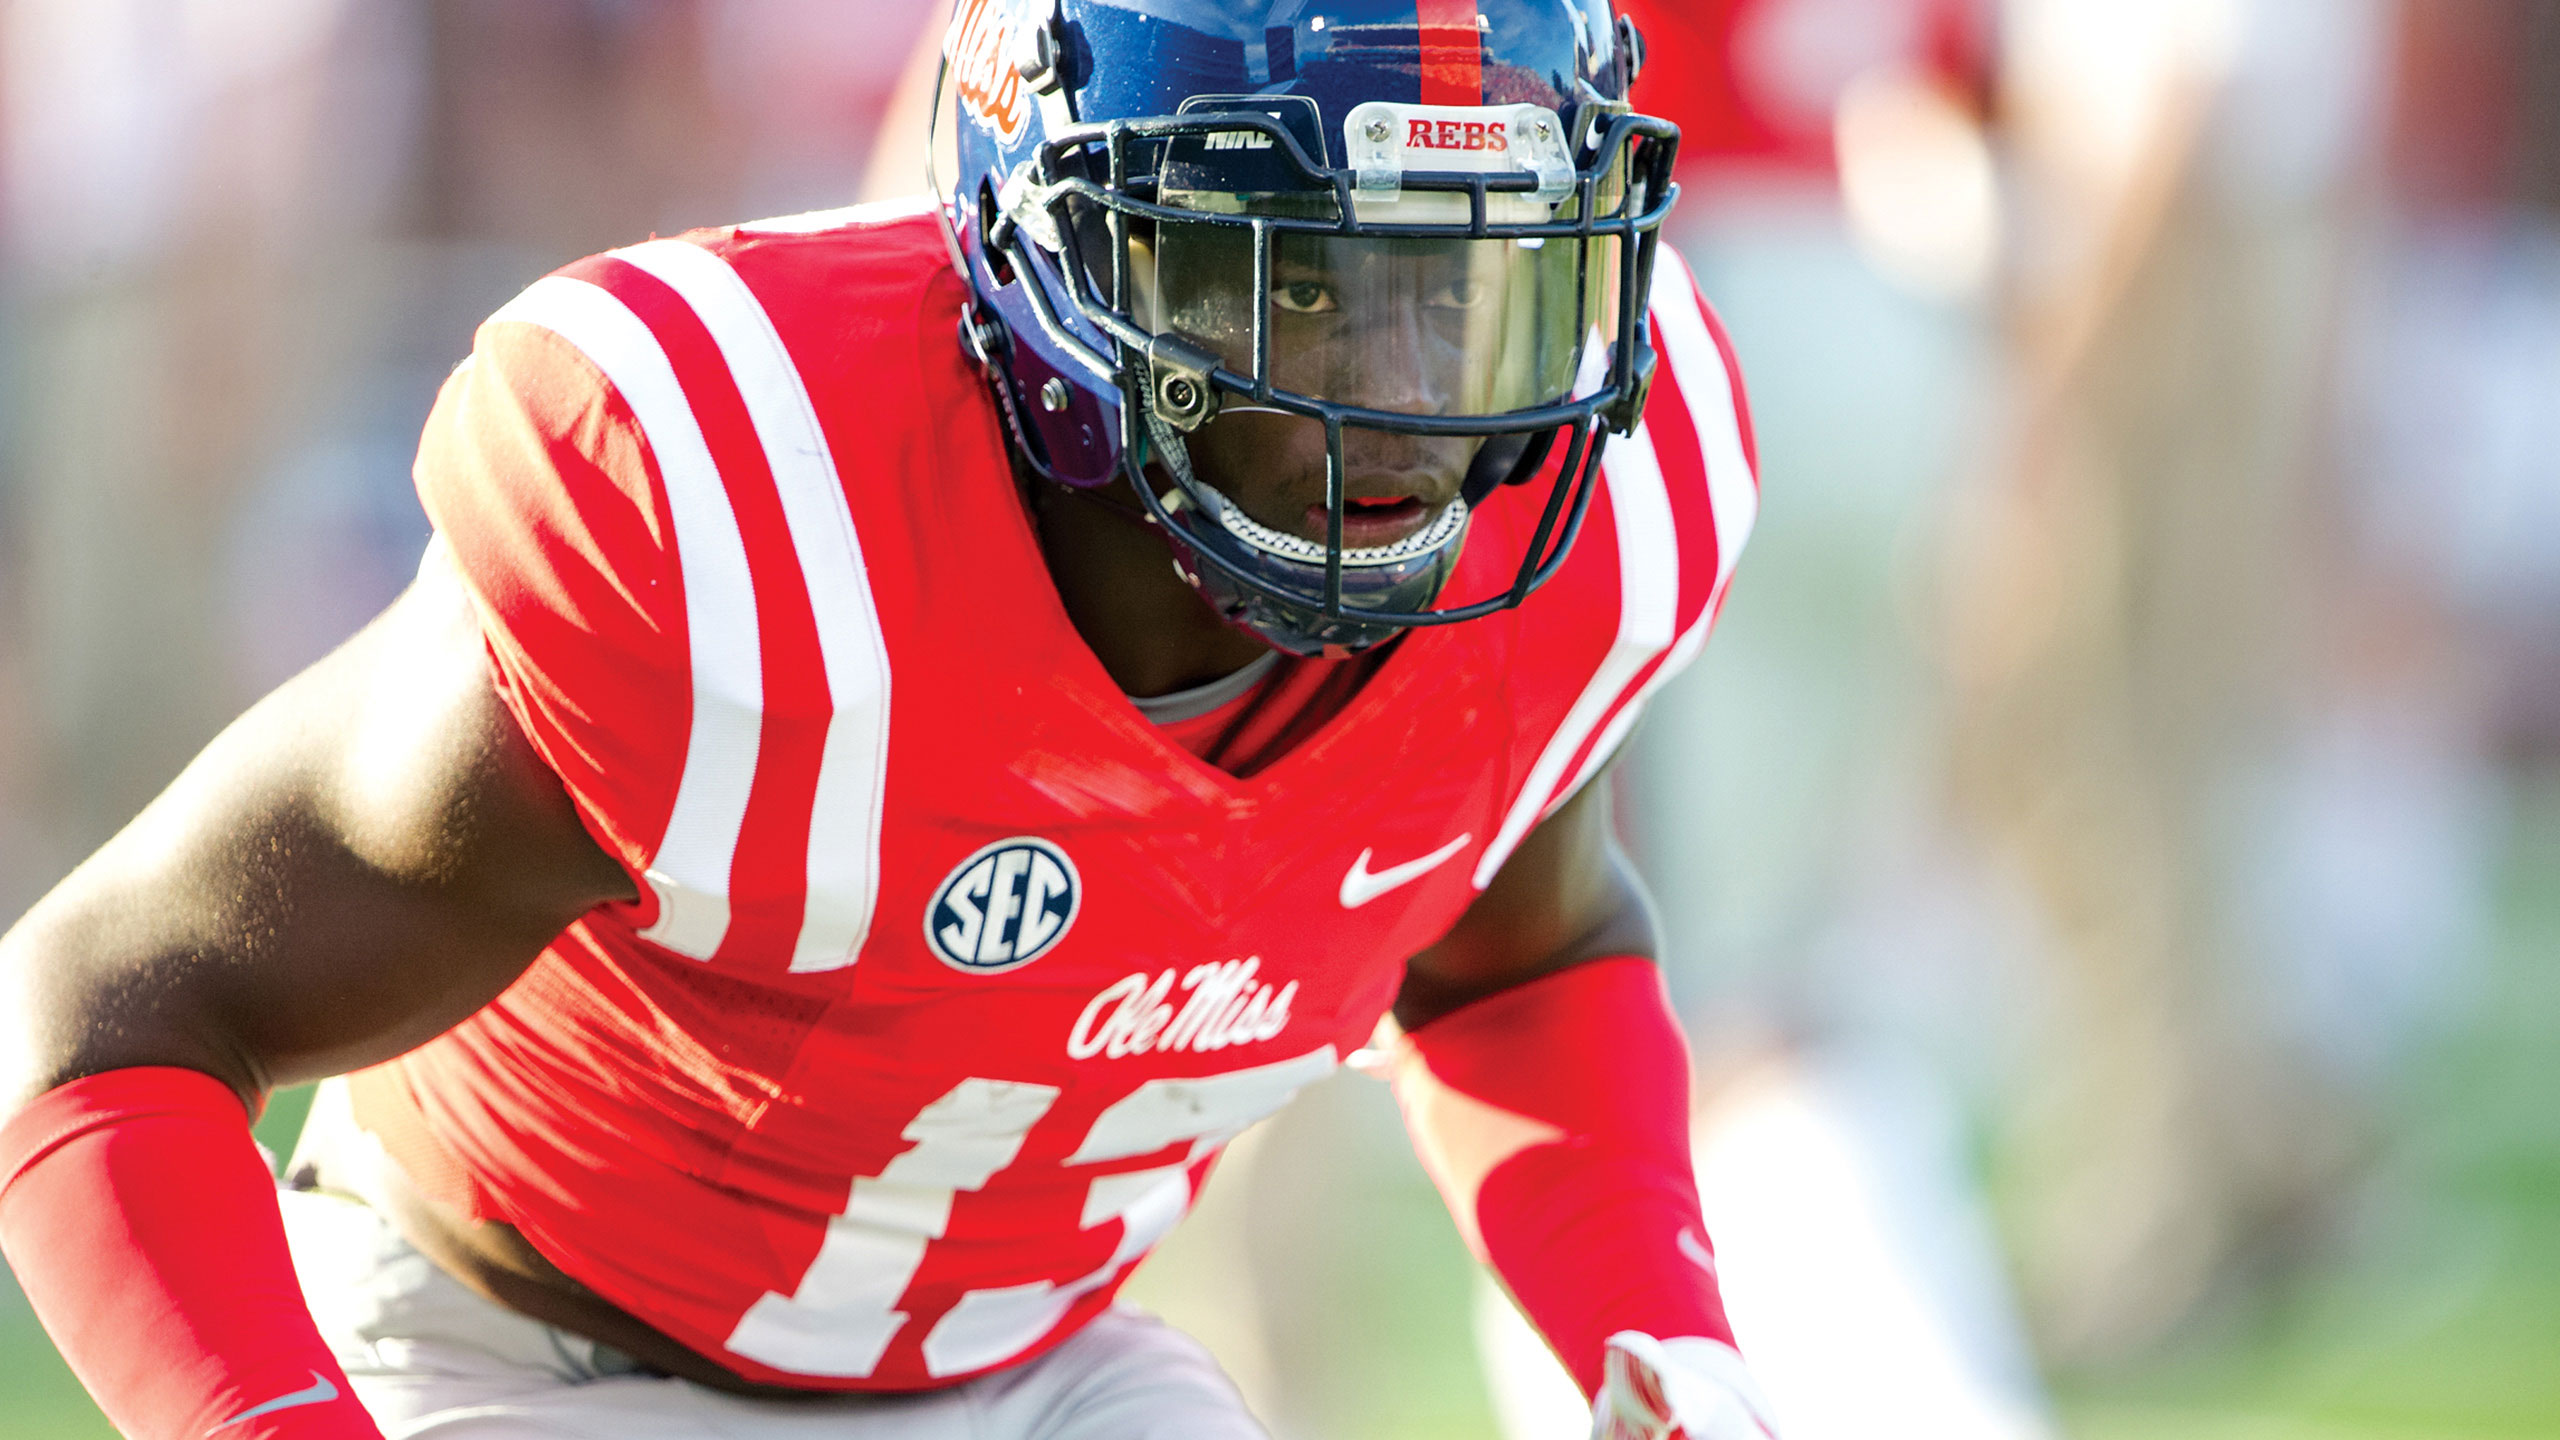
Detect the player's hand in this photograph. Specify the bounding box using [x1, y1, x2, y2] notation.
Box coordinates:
[1589, 1331, 1780, 1440]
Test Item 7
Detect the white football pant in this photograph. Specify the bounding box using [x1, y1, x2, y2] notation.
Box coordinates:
[278, 1187, 1270, 1440]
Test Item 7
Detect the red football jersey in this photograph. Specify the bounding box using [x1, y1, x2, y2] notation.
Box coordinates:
[373, 196, 1758, 1390]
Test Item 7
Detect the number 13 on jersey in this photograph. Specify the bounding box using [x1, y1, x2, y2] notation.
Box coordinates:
[727, 1046, 1339, 1378]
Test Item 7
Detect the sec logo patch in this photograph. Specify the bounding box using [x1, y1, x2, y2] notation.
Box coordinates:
[925, 837, 1080, 974]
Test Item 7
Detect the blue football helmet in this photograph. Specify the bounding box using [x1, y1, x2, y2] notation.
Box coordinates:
[939, 0, 1676, 654]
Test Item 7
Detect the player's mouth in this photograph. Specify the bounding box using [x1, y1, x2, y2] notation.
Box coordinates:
[1309, 494, 1436, 549]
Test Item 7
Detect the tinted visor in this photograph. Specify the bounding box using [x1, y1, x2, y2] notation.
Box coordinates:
[1139, 183, 1622, 421]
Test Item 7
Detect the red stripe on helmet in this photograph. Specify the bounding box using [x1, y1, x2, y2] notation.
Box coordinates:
[1416, 0, 1483, 105]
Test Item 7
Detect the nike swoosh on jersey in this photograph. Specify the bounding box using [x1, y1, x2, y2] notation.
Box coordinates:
[1677, 1225, 1718, 1278]
[1339, 833, 1472, 909]
[209, 1372, 340, 1433]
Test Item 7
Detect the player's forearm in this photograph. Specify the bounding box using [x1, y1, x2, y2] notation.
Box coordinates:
[1387, 955, 1737, 1391]
[0, 1067, 381, 1439]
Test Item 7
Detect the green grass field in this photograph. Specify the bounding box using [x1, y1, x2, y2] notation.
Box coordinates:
[2050, 780, 2560, 1440]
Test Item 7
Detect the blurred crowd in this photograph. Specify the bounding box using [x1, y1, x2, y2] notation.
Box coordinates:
[2, 2, 2555, 1437]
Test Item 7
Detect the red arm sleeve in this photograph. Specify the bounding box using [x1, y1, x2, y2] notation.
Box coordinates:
[0, 1069, 379, 1440]
[1389, 956, 1737, 1397]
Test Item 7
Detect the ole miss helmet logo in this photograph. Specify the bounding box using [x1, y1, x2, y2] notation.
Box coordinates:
[926, 837, 1080, 974]
[947, 0, 1028, 144]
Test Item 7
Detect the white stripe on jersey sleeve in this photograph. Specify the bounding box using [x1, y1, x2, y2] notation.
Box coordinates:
[1646, 260, 1757, 592]
[1471, 356, 1683, 891]
[1541, 259, 1759, 815]
[489, 276, 762, 960]
[1550, 582, 1717, 824]
[613, 240, 893, 973]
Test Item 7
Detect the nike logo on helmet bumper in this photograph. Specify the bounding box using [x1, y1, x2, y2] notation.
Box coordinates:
[1339, 834, 1472, 909]
[209, 1371, 341, 1433]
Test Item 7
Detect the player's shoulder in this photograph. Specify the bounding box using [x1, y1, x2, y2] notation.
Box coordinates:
[416, 192, 978, 606]
[691, 193, 963, 320]
[425, 193, 978, 536]
[468, 193, 958, 379]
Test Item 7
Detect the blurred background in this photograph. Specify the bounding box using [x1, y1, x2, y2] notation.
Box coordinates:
[1, 1, 2554, 1437]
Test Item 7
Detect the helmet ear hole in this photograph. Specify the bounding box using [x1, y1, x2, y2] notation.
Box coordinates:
[976, 180, 1017, 287]
[1616, 15, 1646, 86]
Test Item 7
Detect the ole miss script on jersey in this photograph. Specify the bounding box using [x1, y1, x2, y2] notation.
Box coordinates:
[359, 196, 1757, 1390]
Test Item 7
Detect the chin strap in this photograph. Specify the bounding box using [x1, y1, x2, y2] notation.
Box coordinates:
[1139, 400, 1205, 509]
[1037, 479, 1157, 530]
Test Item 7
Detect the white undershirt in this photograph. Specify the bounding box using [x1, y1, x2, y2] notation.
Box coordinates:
[1122, 651, 1281, 725]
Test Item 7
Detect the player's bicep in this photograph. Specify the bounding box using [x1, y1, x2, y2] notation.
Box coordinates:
[0, 544, 631, 1110]
[1394, 775, 1659, 1032]
[315, 538, 639, 935]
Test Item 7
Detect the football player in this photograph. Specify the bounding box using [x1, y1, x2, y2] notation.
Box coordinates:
[0, 3, 1777, 1437]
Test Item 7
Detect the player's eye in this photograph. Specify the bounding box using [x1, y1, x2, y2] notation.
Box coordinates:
[1427, 274, 1488, 310]
[1273, 278, 1338, 315]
